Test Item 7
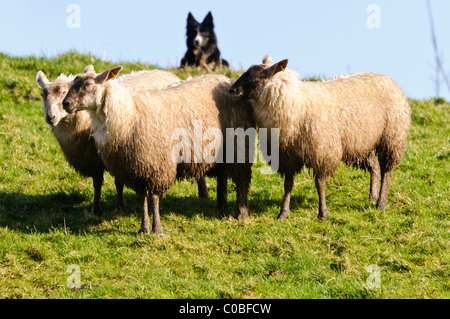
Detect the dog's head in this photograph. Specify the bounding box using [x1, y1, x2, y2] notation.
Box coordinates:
[186, 11, 216, 49]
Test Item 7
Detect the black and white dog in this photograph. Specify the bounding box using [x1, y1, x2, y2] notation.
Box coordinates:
[180, 11, 229, 70]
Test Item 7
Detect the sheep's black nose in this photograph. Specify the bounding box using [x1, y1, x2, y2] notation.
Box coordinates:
[46, 114, 57, 125]
[63, 100, 70, 110]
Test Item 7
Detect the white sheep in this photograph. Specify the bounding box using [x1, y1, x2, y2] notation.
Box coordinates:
[229, 56, 411, 220]
[62, 67, 255, 234]
[83, 68, 211, 199]
[36, 66, 186, 214]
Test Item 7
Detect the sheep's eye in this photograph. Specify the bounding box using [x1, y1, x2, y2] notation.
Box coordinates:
[61, 90, 67, 96]
[85, 82, 94, 89]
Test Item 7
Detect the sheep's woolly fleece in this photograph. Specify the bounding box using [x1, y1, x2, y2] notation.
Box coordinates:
[88, 73, 254, 196]
[252, 69, 411, 177]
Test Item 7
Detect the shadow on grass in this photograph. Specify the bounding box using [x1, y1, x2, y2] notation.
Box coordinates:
[0, 183, 325, 234]
[0, 188, 281, 234]
[0, 191, 101, 233]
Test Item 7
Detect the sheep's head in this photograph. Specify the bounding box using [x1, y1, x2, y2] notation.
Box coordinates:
[63, 66, 122, 114]
[36, 66, 95, 126]
[36, 71, 74, 126]
[229, 58, 288, 100]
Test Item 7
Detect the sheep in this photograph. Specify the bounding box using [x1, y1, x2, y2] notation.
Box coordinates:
[89, 67, 211, 199]
[229, 56, 411, 220]
[35, 66, 187, 215]
[62, 66, 255, 234]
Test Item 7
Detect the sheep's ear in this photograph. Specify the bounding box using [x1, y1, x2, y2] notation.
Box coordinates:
[84, 65, 95, 74]
[262, 55, 273, 65]
[95, 66, 123, 85]
[266, 59, 289, 76]
[36, 71, 50, 88]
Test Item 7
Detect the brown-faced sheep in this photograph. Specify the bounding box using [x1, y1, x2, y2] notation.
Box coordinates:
[229, 56, 411, 220]
[88, 67, 210, 199]
[62, 67, 254, 234]
[36, 67, 186, 215]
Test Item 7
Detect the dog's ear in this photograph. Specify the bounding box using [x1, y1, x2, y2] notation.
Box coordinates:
[187, 12, 198, 26]
[202, 11, 214, 28]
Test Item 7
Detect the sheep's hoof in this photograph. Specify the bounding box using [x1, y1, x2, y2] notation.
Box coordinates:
[317, 209, 329, 220]
[114, 206, 126, 215]
[153, 224, 163, 235]
[376, 201, 386, 210]
[138, 227, 150, 234]
[116, 201, 126, 213]
[277, 210, 290, 220]
[235, 211, 248, 221]
[370, 195, 379, 205]
[92, 205, 103, 217]
[217, 204, 228, 217]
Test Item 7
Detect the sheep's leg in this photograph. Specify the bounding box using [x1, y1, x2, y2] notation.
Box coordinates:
[367, 152, 381, 204]
[92, 172, 104, 216]
[315, 176, 329, 220]
[353, 152, 380, 204]
[376, 169, 393, 210]
[197, 177, 210, 199]
[217, 166, 228, 216]
[114, 178, 126, 212]
[235, 180, 249, 221]
[151, 194, 163, 235]
[369, 168, 381, 204]
[138, 189, 151, 234]
[277, 174, 294, 220]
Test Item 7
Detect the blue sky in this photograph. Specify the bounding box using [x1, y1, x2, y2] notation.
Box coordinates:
[1, 0, 450, 100]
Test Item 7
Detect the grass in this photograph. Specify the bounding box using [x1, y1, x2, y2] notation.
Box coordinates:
[0, 51, 449, 299]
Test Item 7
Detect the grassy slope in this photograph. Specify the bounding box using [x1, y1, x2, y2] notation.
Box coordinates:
[0, 52, 448, 298]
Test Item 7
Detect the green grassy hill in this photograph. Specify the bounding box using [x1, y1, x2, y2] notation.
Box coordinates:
[0, 52, 448, 298]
